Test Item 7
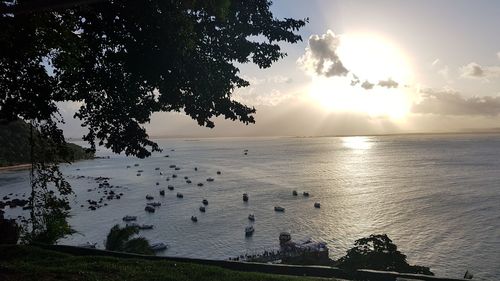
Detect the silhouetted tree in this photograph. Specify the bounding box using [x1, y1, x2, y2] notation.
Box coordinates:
[337, 234, 433, 276]
[0, 0, 306, 244]
[105, 224, 153, 255]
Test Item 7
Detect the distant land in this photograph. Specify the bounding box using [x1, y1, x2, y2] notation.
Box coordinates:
[0, 119, 94, 167]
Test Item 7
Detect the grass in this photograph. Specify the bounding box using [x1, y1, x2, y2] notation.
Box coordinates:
[0, 245, 333, 281]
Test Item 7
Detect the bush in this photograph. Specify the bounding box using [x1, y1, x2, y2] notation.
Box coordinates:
[105, 225, 153, 255]
[0, 218, 20, 244]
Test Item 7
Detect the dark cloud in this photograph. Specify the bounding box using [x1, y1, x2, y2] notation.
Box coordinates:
[298, 30, 349, 77]
[460, 62, 500, 79]
[412, 88, 500, 116]
[361, 80, 374, 90]
[378, 78, 399, 88]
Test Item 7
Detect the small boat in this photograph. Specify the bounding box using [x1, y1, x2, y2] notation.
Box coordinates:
[126, 165, 131, 168]
[186, 180, 192, 184]
[303, 192, 310, 197]
[243, 193, 249, 202]
[202, 199, 208, 205]
[172, 174, 177, 178]
[244, 152, 248, 155]
[274, 206, 285, 212]
[137, 169, 144, 173]
[164, 155, 169, 157]
[169, 165, 176, 168]
[150, 242, 168, 251]
[78, 242, 97, 249]
[159, 172, 163, 175]
[194, 167, 198, 171]
[147, 202, 161, 207]
[314, 202, 321, 208]
[244, 149, 248, 152]
[176, 192, 183, 198]
[122, 215, 137, 222]
[191, 216, 198, 222]
[199, 206, 206, 212]
[146, 195, 154, 200]
[155, 182, 159, 186]
[136, 173, 141, 176]
[292, 190, 298, 196]
[155, 167, 160, 170]
[134, 164, 139, 167]
[207, 177, 214, 182]
[248, 214, 255, 221]
[145, 205, 155, 213]
[197, 183, 204, 187]
[184, 176, 188, 179]
[245, 226, 255, 236]
[217, 171, 221, 175]
[139, 224, 154, 230]
[159, 190, 165, 196]
[166, 177, 170, 181]
[168, 185, 174, 190]
[175, 167, 180, 170]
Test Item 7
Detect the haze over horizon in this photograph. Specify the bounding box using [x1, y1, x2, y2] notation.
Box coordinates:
[58, 0, 500, 139]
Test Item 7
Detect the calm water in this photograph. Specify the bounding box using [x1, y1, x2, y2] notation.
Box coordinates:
[1, 135, 500, 280]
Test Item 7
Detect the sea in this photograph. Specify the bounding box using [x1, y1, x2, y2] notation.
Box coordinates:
[1, 134, 499, 280]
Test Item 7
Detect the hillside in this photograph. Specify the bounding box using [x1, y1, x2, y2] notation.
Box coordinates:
[0, 245, 329, 281]
[0, 119, 93, 167]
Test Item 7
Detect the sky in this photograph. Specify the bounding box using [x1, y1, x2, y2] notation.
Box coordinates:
[61, 0, 500, 138]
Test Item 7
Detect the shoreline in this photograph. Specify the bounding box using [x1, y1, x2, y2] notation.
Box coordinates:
[0, 163, 31, 172]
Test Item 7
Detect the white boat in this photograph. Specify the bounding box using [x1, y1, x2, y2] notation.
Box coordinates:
[314, 202, 321, 208]
[274, 206, 285, 212]
[248, 214, 255, 221]
[199, 206, 206, 212]
[150, 242, 168, 251]
[245, 226, 255, 236]
[206, 177, 214, 182]
[78, 242, 97, 249]
[139, 224, 154, 230]
[122, 215, 137, 222]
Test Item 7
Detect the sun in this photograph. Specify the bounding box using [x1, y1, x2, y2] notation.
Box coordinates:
[309, 33, 414, 120]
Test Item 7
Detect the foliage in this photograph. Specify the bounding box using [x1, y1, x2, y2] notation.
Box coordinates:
[105, 224, 153, 255]
[0, 0, 307, 158]
[0, 245, 323, 281]
[0, 218, 20, 244]
[337, 234, 434, 275]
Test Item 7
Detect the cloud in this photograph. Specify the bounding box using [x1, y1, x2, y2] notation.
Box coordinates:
[242, 75, 292, 85]
[497, 52, 500, 60]
[361, 80, 374, 90]
[378, 78, 399, 88]
[412, 88, 500, 116]
[460, 62, 500, 79]
[297, 30, 349, 77]
[431, 58, 440, 66]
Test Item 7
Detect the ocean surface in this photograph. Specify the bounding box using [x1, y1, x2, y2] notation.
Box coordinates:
[1, 134, 499, 280]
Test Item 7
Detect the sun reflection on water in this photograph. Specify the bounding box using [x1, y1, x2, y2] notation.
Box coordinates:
[342, 136, 373, 150]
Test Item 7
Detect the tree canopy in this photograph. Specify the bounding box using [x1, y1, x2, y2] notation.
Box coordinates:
[0, 0, 307, 157]
[337, 234, 434, 276]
